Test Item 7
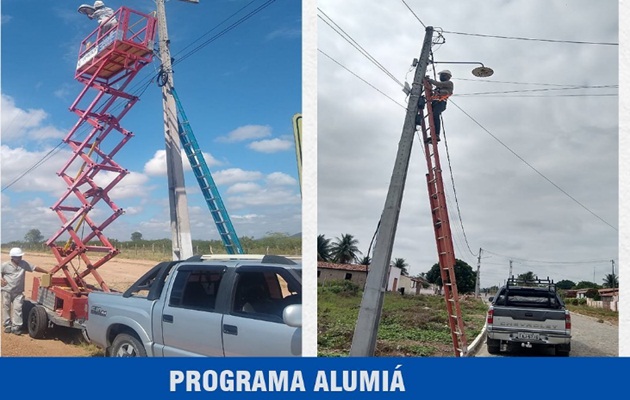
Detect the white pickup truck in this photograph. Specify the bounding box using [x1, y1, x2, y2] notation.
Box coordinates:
[84, 254, 302, 357]
[486, 277, 571, 356]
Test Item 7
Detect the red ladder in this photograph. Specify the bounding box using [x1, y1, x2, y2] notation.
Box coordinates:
[417, 79, 468, 356]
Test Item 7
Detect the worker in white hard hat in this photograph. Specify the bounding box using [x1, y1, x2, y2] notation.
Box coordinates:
[1, 247, 50, 335]
[423, 69, 454, 143]
[83, 1, 117, 36]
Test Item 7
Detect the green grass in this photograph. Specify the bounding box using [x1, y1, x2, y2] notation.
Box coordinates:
[566, 304, 618, 325]
[318, 282, 488, 357]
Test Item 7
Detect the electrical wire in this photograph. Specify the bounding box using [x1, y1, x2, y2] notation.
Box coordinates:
[171, 0, 259, 60]
[174, 0, 277, 66]
[455, 85, 618, 96]
[400, 0, 426, 28]
[482, 248, 613, 264]
[318, 9, 404, 88]
[318, 49, 407, 109]
[456, 78, 618, 87]
[3, 0, 271, 192]
[441, 30, 618, 46]
[449, 99, 617, 232]
[441, 123, 477, 257]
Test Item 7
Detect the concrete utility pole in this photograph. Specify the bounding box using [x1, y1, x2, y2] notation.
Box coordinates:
[475, 248, 482, 297]
[508, 260, 513, 279]
[349, 26, 435, 356]
[156, 0, 194, 260]
[611, 259, 616, 288]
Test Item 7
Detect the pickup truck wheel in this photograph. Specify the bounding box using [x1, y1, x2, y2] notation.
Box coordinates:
[28, 305, 48, 339]
[486, 338, 500, 354]
[111, 333, 147, 357]
[555, 344, 570, 357]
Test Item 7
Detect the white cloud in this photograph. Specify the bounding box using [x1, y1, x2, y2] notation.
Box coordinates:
[0, 145, 69, 194]
[248, 138, 293, 153]
[266, 28, 301, 41]
[216, 125, 272, 142]
[266, 172, 297, 186]
[0, 93, 65, 142]
[143, 149, 221, 177]
[212, 168, 264, 185]
[94, 170, 152, 200]
[227, 182, 262, 194]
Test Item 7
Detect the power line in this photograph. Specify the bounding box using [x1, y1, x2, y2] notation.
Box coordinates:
[320, 44, 617, 234]
[174, 0, 277, 66]
[400, 0, 426, 28]
[318, 9, 404, 88]
[2, 2, 272, 192]
[318, 49, 406, 109]
[171, 0, 259, 60]
[455, 93, 617, 98]
[456, 78, 618, 87]
[482, 248, 613, 265]
[441, 30, 618, 46]
[455, 85, 618, 96]
[449, 99, 617, 232]
[441, 125, 477, 257]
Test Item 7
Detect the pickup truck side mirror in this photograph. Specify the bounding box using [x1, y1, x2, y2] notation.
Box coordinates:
[283, 304, 302, 328]
[488, 296, 494, 302]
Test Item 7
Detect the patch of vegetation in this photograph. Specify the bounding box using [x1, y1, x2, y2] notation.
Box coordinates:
[566, 304, 618, 325]
[318, 286, 487, 357]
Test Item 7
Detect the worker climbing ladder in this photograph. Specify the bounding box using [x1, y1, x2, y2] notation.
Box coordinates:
[29, 7, 157, 335]
[171, 88, 244, 254]
[417, 79, 468, 356]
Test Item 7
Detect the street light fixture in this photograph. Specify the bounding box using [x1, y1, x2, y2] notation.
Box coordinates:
[432, 61, 495, 77]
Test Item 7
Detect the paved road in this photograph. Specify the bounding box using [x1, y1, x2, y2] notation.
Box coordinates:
[473, 312, 618, 357]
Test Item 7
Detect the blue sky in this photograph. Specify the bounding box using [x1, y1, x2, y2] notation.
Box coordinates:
[1, 0, 302, 244]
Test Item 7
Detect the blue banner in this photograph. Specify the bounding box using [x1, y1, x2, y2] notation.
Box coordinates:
[0, 357, 624, 398]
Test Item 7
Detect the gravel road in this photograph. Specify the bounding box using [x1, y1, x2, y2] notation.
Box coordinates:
[473, 311, 618, 357]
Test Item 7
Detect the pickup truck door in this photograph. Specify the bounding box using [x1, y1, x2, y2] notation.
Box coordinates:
[221, 267, 302, 356]
[157, 264, 227, 356]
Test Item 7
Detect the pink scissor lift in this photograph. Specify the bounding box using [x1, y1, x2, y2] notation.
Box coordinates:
[28, 7, 157, 338]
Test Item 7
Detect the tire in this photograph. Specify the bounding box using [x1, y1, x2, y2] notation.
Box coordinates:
[28, 305, 48, 339]
[110, 333, 147, 357]
[486, 338, 500, 354]
[555, 344, 570, 357]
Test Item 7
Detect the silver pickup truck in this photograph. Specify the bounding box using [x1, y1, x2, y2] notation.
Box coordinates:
[84, 254, 302, 357]
[486, 277, 571, 356]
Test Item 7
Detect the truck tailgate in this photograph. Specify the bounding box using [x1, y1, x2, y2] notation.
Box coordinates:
[492, 307, 566, 332]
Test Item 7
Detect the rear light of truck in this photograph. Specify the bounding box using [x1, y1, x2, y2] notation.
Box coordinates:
[565, 311, 571, 330]
[487, 308, 494, 324]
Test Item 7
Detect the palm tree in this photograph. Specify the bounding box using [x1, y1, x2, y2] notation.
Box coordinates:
[330, 233, 362, 264]
[358, 256, 371, 265]
[603, 273, 618, 288]
[317, 234, 332, 262]
[393, 258, 409, 276]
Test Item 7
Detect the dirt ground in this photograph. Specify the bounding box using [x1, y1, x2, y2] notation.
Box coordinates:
[1, 251, 160, 357]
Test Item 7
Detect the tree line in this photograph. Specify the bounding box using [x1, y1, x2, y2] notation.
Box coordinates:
[3, 229, 302, 257]
[318, 233, 618, 295]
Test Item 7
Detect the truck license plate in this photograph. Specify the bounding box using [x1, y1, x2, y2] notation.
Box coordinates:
[516, 332, 540, 340]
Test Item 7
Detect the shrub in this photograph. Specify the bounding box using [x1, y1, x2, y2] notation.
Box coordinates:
[321, 280, 360, 296]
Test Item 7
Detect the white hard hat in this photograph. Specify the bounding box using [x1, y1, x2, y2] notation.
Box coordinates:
[9, 247, 24, 257]
[439, 70, 452, 77]
[94, 1, 105, 8]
